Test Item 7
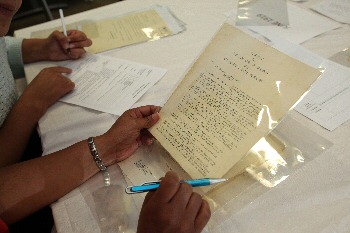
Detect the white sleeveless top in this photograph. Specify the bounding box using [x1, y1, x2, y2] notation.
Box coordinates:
[0, 37, 24, 126]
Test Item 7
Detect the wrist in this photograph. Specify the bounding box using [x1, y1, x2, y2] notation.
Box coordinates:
[15, 94, 46, 122]
[93, 135, 117, 166]
[19, 89, 48, 118]
[22, 38, 49, 63]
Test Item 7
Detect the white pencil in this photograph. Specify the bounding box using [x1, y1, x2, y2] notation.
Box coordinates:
[59, 9, 68, 36]
[59, 9, 70, 53]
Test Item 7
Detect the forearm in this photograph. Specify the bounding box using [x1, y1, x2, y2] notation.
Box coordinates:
[0, 135, 111, 225]
[21, 38, 49, 63]
[0, 96, 44, 166]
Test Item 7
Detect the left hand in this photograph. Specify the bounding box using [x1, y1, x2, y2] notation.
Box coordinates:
[44, 30, 92, 60]
[20, 66, 74, 118]
[96, 105, 161, 164]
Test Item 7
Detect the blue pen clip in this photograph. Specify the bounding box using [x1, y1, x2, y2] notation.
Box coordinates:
[125, 180, 161, 194]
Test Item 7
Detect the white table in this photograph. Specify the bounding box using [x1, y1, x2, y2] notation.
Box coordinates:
[15, 0, 350, 232]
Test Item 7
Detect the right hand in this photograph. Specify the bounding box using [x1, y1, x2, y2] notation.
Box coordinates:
[137, 171, 211, 233]
[21, 66, 74, 116]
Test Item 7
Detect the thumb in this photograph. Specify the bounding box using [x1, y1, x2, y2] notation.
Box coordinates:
[135, 112, 160, 129]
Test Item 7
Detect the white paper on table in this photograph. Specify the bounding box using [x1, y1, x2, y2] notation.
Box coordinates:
[60, 54, 167, 116]
[295, 61, 350, 131]
[261, 29, 350, 131]
[229, 4, 341, 44]
[311, 0, 350, 24]
[119, 141, 191, 189]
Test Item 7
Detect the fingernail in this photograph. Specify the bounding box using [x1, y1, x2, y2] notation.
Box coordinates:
[151, 113, 158, 120]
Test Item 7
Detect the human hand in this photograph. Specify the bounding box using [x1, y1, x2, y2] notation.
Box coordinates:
[97, 105, 161, 163]
[137, 171, 211, 233]
[21, 66, 74, 117]
[43, 30, 92, 60]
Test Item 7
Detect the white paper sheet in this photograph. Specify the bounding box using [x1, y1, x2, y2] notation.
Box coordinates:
[311, 0, 350, 24]
[60, 54, 167, 116]
[262, 30, 350, 131]
[295, 61, 350, 131]
[240, 4, 341, 44]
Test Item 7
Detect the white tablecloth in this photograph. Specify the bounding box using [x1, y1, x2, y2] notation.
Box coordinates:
[14, 0, 350, 232]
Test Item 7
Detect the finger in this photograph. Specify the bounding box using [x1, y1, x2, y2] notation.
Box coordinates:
[135, 112, 160, 129]
[142, 190, 155, 206]
[140, 129, 154, 145]
[170, 182, 193, 210]
[154, 171, 180, 203]
[68, 39, 92, 49]
[67, 48, 86, 60]
[134, 105, 161, 118]
[194, 200, 211, 233]
[52, 30, 70, 50]
[67, 30, 88, 41]
[185, 192, 203, 221]
[46, 66, 72, 74]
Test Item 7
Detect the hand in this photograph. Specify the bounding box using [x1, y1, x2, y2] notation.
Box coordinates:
[21, 66, 74, 117]
[98, 105, 161, 163]
[43, 30, 92, 60]
[137, 171, 211, 233]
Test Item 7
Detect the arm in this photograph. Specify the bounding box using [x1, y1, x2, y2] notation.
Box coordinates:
[0, 105, 160, 225]
[22, 30, 92, 63]
[0, 67, 74, 166]
[0, 30, 92, 166]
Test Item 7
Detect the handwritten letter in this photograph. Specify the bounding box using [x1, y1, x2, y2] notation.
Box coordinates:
[150, 24, 320, 178]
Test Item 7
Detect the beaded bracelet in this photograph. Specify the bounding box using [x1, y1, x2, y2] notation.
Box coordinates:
[87, 137, 107, 171]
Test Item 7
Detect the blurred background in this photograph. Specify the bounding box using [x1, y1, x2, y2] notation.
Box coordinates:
[9, 0, 123, 36]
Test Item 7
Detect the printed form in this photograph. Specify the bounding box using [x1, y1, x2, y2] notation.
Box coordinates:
[266, 31, 350, 131]
[60, 54, 167, 116]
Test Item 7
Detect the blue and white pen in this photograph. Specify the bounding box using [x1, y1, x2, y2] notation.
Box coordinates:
[125, 178, 227, 194]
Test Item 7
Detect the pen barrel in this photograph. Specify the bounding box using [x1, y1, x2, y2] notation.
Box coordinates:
[129, 179, 212, 193]
[131, 183, 160, 193]
[184, 179, 211, 187]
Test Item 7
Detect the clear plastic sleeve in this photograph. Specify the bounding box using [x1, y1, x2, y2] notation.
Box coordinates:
[205, 113, 332, 230]
[30, 5, 186, 54]
[236, 0, 289, 27]
[329, 48, 350, 68]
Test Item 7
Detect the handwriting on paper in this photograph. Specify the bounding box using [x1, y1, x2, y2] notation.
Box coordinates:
[134, 159, 154, 176]
[150, 24, 320, 178]
[154, 66, 263, 176]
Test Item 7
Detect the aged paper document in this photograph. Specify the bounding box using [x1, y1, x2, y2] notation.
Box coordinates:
[149, 24, 321, 178]
[30, 6, 185, 54]
[84, 8, 173, 53]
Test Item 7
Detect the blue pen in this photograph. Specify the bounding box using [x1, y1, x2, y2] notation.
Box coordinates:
[125, 178, 227, 194]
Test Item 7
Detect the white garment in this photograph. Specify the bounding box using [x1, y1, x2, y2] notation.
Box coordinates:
[0, 37, 18, 126]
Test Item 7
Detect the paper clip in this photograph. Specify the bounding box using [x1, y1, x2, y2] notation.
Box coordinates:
[125, 181, 161, 194]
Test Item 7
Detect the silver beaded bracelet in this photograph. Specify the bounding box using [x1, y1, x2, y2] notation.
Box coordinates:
[87, 137, 107, 171]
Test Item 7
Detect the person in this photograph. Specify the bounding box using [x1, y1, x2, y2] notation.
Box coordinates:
[0, 0, 211, 232]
